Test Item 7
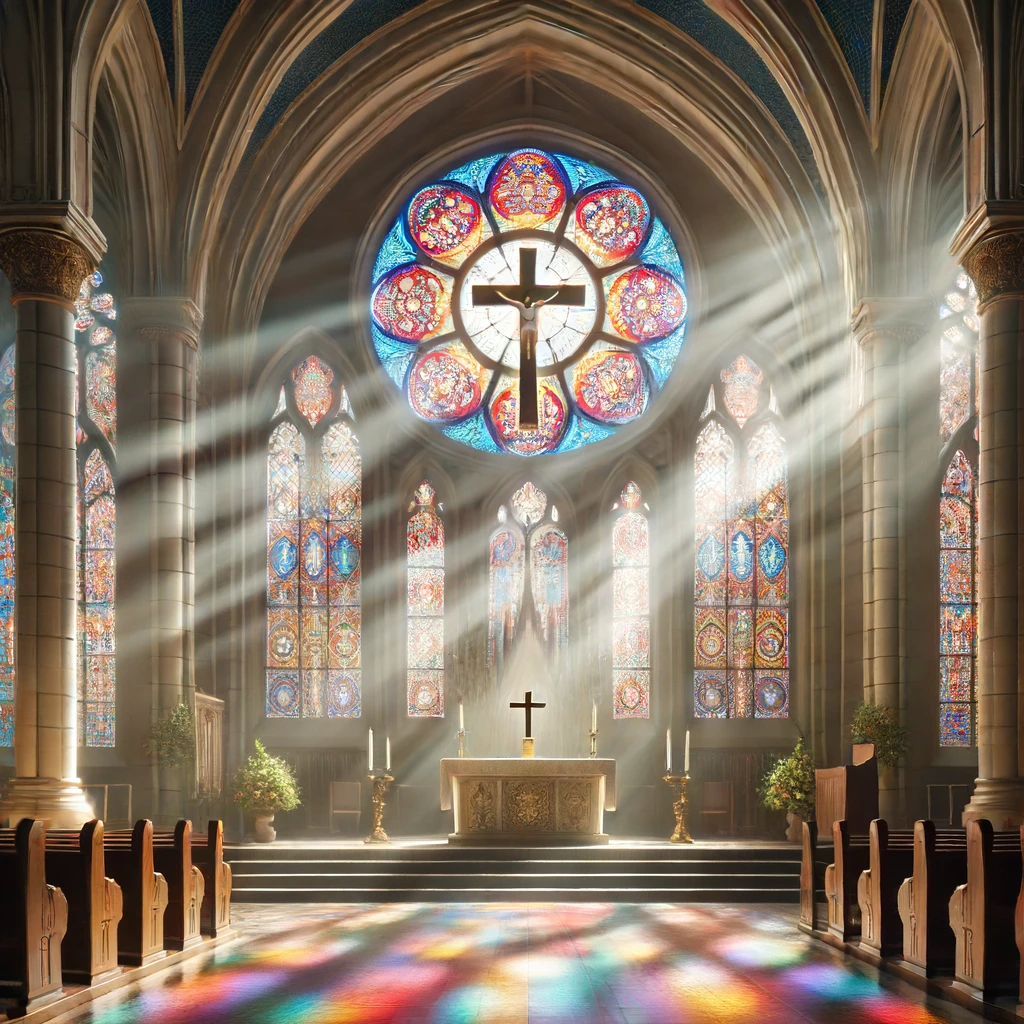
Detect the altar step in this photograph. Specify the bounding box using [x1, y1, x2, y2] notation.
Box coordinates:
[225, 844, 800, 903]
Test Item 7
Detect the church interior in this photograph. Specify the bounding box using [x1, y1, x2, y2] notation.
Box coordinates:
[0, 0, 1022, 1022]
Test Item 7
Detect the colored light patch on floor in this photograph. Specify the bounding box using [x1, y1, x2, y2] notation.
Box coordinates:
[59, 903, 981, 1024]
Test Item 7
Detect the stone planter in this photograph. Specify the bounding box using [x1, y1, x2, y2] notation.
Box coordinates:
[253, 813, 277, 843]
[785, 811, 803, 842]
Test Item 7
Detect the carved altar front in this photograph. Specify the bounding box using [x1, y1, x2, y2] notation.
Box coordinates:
[440, 758, 616, 845]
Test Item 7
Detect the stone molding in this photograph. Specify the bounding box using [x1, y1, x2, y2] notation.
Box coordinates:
[851, 297, 931, 349]
[0, 228, 96, 310]
[962, 232, 1024, 306]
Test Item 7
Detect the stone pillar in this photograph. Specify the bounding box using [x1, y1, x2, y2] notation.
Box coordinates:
[853, 299, 928, 823]
[0, 225, 102, 825]
[119, 298, 200, 820]
[958, 218, 1024, 827]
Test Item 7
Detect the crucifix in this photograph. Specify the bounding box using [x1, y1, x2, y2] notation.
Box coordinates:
[510, 690, 546, 738]
[472, 247, 587, 429]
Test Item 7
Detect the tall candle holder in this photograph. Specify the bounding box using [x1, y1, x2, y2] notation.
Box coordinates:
[457, 727, 466, 759]
[663, 772, 693, 844]
[364, 771, 394, 844]
[589, 727, 598, 758]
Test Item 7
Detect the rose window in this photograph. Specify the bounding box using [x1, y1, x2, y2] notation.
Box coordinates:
[370, 148, 688, 455]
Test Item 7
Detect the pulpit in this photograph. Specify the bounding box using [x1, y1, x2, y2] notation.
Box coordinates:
[440, 758, 616, 845]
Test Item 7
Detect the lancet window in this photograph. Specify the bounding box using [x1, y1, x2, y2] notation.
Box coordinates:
[488, 482, 567, 668]
[0, 341, 13, 747]
[938, 272, 980, 746]
[612, 482, 651, 719]
[407, 480, 445, 717]
[693, 355, 789, 719]
[75, 270, 118, 747]
[266, 356, 362, 719]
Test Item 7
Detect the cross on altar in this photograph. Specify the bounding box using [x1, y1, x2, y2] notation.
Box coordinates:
[510, 690, 547, 737]
[472, 247, 587, 429]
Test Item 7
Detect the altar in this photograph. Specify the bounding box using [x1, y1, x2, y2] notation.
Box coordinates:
[440, 758, 616, 845]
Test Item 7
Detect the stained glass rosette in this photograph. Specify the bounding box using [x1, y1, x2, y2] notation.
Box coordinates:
[370, 148, 687, 455]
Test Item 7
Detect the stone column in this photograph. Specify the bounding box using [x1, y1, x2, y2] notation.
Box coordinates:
[853, 298, 928, 822]
[958, 217, 1024, 827]
[119, 298, 201, 820]
[0, 225, 102, 825]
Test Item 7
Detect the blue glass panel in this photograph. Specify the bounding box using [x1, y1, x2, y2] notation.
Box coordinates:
[371, 323, 416, 388]
[639, 218, 685, 282]
[642, 324, 687, 387]
[372, 218, 418, 284]
[443, 156, 495, 194]
[758, 534, 786, 579]
[331, 534, 359, 577]
[555, 414, 614, 454]
[555, 152, 615, 193]
[269, 535, 298, 579]
[697, 533, 726, 581]
[441, 413, 502, 455]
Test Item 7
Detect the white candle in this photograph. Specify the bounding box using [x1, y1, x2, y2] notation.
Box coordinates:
[591, 702, 597, 734]
[386, 737, 391, 772]
[459, 700, 465, 731]
[666, 728, 672, 773]
[684, 729, 690, 773]
[368, 728, 374, 772]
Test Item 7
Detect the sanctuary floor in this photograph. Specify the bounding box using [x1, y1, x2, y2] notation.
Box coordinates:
[41, 903, 979, 1024]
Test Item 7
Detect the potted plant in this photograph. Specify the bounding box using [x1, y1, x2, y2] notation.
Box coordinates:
[850, 702, 909, 769]
[145, 702, 196, 817]
[231, 740, 301, 843]
[760, 739, 816, 841]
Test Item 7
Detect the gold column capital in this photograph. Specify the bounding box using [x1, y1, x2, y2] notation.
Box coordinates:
[952, 201, 1024, 306]
[0, 228, 97, 311]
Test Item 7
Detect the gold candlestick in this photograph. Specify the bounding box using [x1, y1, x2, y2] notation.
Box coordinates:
[364, 772, 394, 844]
[663, 772, 693, 844]
[589, 728, 598, 758]
[458, 727, 466, 758]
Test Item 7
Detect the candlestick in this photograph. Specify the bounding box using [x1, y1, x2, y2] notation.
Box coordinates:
[684, 730, 690, 773]
[368, 728, 374, 772]
[666, 728, 672, 773]
[364, 770, 394, 844]
[459, 700, 465, 731]
[386, 736, 391, 771]
[664, 772, 693, 843]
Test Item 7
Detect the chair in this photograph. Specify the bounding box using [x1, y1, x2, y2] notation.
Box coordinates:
[329, 782, 362, 834]
[699, 781, 734, 836]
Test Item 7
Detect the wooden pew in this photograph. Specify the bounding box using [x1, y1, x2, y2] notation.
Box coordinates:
[897, 821, 967, 975]
[856, 819, 915, 956]
[191, 820, 232, 937]
[44, 820, 123, 984]
[824, 819, 870, 941]
[800, 820, 830, 931]
[815, 748, 879, 835]
[0, 819, 68, 1014]
[948, 819, 1021, 997]
[153, 820, 204, 951]
[102, 820, 168, 966]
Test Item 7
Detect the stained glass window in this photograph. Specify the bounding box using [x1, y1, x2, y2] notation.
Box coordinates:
[408, 481, 444, 717]
[488, 483, 568, 666]
[694, 356, 789, 719]
[75, 270, 117, 747]
[370, 147, 688, 456]
[937, 270, 980, 747]
[939, 451, 977, 746]
[612, 482, 651, 719]
[266, 357, 361, 718]
[0, 342, 13, 747]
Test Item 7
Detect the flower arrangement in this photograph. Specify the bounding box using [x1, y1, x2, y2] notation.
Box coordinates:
[145, 702, 196, 769]
[850, 701, 909, 769]
[760, 739, 816, 819]
[231, 740, 301, 815]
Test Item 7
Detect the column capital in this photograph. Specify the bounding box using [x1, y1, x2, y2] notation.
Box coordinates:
[952, 200, 1024, 306]
[0, 203, 106, 310]
[119, 296, 203, 349]
[851, 297, 932, 348]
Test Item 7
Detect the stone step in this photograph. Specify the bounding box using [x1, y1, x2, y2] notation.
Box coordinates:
[231, 885, 800, 904]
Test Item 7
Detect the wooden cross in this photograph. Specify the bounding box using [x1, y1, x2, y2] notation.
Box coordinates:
[472, 247, 587, 429]
[509, 690, 546, 737]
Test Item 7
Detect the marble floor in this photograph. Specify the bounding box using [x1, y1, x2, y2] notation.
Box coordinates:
[47, 903, 982, 1024]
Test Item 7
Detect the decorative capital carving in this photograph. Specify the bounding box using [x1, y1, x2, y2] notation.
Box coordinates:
[0, 229, 96, 310]
[962, 231, 1024, 305]
[851, 297, 931, 350]
[120, 297, 203, 350]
